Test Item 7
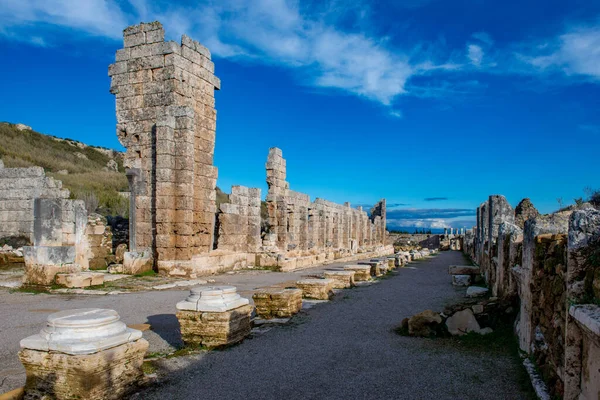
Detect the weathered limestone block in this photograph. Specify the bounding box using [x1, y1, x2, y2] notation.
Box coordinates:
[55, 272, 104, 288]
[323, 270, 355, 289]
[22, 246, 80, 285]
[252, 287, 303, 319]
[343, 265, 371, 281]
[176, 286, 252, 347]
[515, 198, 540, 229]
[19, 309, 148, 400]
[452, 274, 472, 286]
[496, 222, 523, 298]
[296, 279, 335, 300]
[446, 308, 481, 336]
[567, 305, 600, 400]
[358, 261, 381, 276]
[407, 310, 442, 337]
[466, 286, 489, 297]
[122, 250, 153, 275]
[448, 265, 480, 275]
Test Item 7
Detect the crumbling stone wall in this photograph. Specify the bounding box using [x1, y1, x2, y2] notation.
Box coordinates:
[264, 148, 386, 257]
[0, 162, 69, 242]
[468, 195, 600, 400]
[530, 233, 568, 397]
[216, 186, 261, 253]
[109, 22, 220, 262]
[86, 214, 114, 270]
[564, 208, 600, 400]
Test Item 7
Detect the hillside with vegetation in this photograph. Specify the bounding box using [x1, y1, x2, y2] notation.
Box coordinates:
[0, 122, 128, 216]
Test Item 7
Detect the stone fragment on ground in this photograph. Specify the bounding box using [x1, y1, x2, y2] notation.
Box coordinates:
[406, 310, 443, 337]
[466, 286, 489, 298]
[445, 308, 481, 335]
[452, 274, 471, 286]
[448, 265, 480, 275]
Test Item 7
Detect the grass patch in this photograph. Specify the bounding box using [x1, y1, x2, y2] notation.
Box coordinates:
[135, 270, 158, 278]
[10, 286, 49, 294]
[142, 361, 157, 374]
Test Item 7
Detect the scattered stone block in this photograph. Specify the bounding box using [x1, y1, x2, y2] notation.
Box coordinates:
[19, 308, 148, 399]
[452, 274, 472, 286]
[466, 286, 489, 298]
[472, 304, 484, 314]
[252, 287, 303, 319]
[176, 286, 252, 348]
[407, 310, 442, 337]
[122, 250, 153, 275]
[55, 272, 104, 288]
[323, 270, 355, 289]
[446, 308, 481, 336]
[448, 265, 480, 275]
[296, 279, 335, 300]
[343, 265, 371, 281]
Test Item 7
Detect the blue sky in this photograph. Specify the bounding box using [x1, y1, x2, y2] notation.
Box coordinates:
[1, 0, 599, 230]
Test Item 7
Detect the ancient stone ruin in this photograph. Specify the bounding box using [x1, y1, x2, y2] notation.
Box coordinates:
[108, 22, 392, 277]
[464, 195, 600, 400]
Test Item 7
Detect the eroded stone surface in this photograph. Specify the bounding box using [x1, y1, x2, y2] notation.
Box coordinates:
[19, 339, 148, 400]
[252, 287, 303, 319]
[296, 278, 335, 300]
[323, 270, 355, 289]
[343, 265, 371, 281]
[176, 304, 253, 348]
[446, 308, 481, 336]
[176, 285, 249, 312]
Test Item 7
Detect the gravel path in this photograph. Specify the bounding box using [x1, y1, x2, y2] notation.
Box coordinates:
[137, 251, 530, 400]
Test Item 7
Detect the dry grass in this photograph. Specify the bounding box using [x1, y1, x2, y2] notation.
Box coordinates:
[0, 122, 128, 216]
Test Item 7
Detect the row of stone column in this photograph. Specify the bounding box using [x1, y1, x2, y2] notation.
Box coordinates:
[264, 147, 386, 255]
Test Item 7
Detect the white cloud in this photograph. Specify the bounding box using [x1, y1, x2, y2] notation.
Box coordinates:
[0, 0, 127, 38]
[518, 24, 600, 80]
[389, 110, 403, 118]
[467, 44, 484, 66]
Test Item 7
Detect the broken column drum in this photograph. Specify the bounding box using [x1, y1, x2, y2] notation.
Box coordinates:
[18, 308, 148, 400]
[176, 285, 253, 348]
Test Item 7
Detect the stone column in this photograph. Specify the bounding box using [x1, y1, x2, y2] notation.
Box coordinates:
[125, 169, 139, 252]
[19, 308, 148, 400]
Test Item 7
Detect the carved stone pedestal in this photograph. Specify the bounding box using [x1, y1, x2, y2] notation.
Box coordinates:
[176, 286, 253, 348]
[343, 265, 371, 281]
[252, 287, 303, 319]
[296, 279, 335, 300]
[19, 309, 148, 400]
[323, 270, 356, 289]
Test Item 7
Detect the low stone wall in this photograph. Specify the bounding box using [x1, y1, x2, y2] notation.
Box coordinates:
[466, 195, 600, 400]
[157, 245, 394, 278]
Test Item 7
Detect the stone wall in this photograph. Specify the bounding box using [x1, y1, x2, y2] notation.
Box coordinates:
[109, 21, 220, 262]
[467, 195, 600, 399]
[0, 161, 69, 242]
[216, 186, 261, 253]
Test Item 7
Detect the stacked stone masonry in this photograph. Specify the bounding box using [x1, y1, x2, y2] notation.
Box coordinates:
[264, 147, 387, 258]
[0, 161, 70, 242]
[109, 22, 220, 262]
[464, 194, 600, 400]
[110, 23, 391, 276]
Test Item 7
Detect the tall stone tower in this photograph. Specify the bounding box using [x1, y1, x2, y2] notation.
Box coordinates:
[108, 22, 220, 261]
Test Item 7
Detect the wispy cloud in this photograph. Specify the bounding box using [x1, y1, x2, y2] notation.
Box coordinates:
[467, 44, 484, 66]
[424, 197, 448, 201]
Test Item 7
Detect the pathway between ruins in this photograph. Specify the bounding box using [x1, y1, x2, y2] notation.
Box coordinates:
[139, 251, 529, 400]
[0, 252, 530, 398]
